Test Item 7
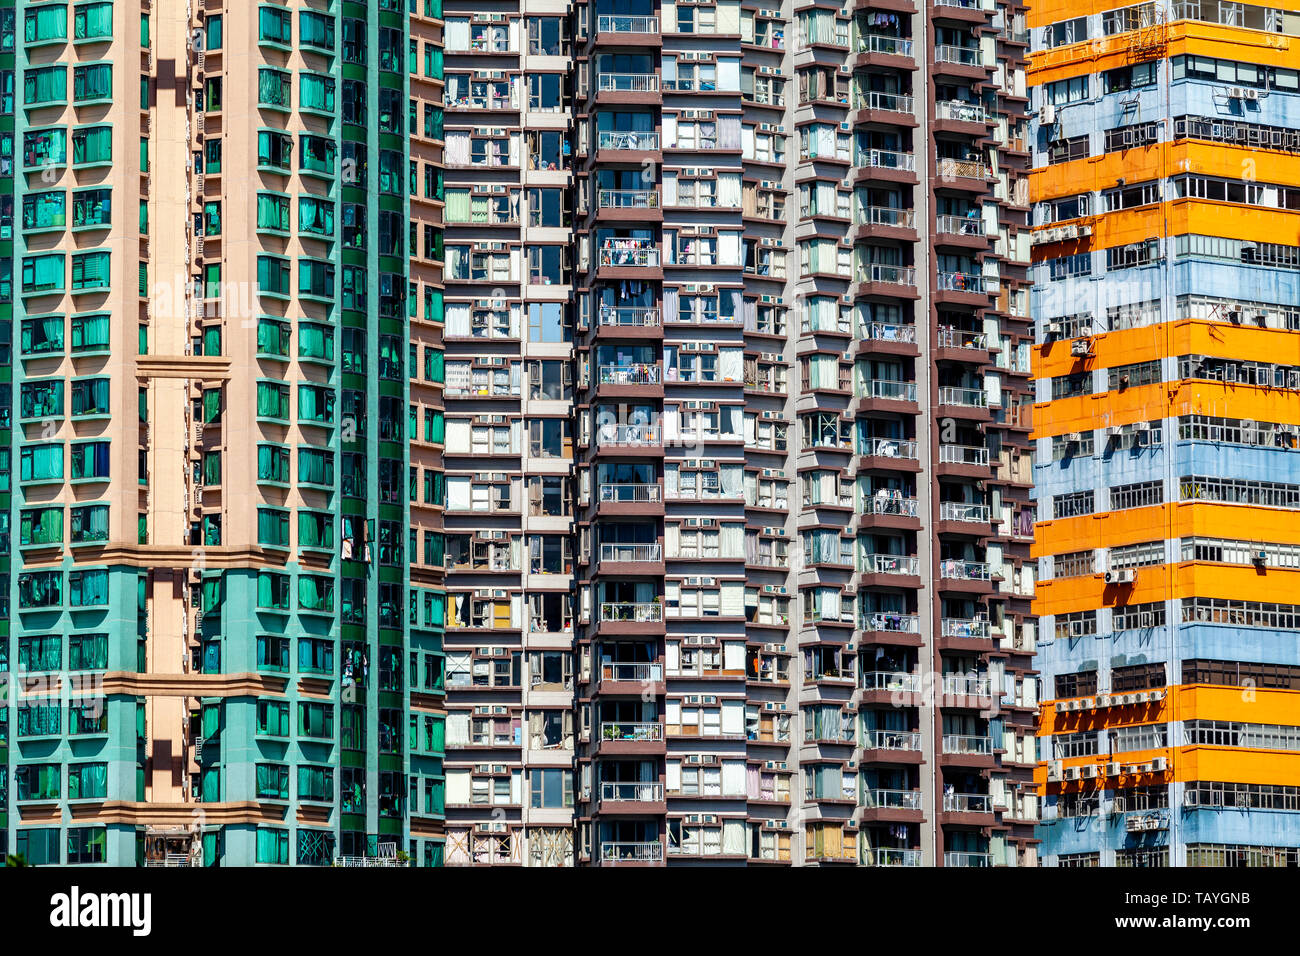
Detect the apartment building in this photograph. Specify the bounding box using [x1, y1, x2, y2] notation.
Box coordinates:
[439, 0, 1037, 868]
[1031, 0, 1300, 867]
[0, 0, 447, 866]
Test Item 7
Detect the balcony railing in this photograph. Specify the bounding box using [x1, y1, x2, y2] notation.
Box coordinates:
[935, 0, 994, 10]
[599, 601, 663, 623]
[937, 271, 989, 294]
[859, 205, 917, 229]
[944, 850, 992, 867]
[866, 380, 918, 402]
[599, 543, 662, 563]
[597, 130, 661, 151]
[862, 321, 917, 344]
[942, 733, 993, 755]
[600, 721, 664, 742]
[939, 444, 989, 466]
[861, 671, 921, 693]
[862, 553, 919, 575]
[598, 243, 660, 268]
[943, 792, 993, 813]
[936, 326, 988, 349]
[940, 559, 991, 581]
[862, 494, 920, 517]
[597, 15, 659, 33]
[863, 730, 923, 751]
[595, 423, 662, 447]
[866, 437, 920, 460]
[862, 148, 917, 172]
[599, 364, 661, 386]
[939, 501, 990, 522]
[935, 100, 988, 123]
[601, 841, 664, 864]
[597, 73, 659, 93]
[935, 44, 983, 66]
[942, 617, 992, 639]
[864, 847, 923, 867]
[942, 674, 992, 696]
[598, 189, 660, 209]
[936, 214, 989, 237]
[862, 611, 920, 633]
[937, 158, 991, 180]
[857, 90, 914, 114]
[597, 305, 660, 327]
[858, 34, 914, 57]
[859, 263, 917, 287]
[599, 482, 661, 502]
[601, 662, 664, 683]
[862, 788, 922, 810]
[600, 782, 665, 802]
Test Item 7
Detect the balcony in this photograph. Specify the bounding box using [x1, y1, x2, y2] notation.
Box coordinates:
[936, 272, 990, 295]
[600, 782, 665, 802]
[863, 380, 919, 403]
[597, 241, 661, 269]
[597, 15, 660, 34]
[600, 841, 664, 865]
[942, 675, 993, 700]
[597, 73, 659, 93]
[598, 364, 662, 386]
[935, 214, 989, 238]
[597, 130, 661, 152]
[599, 483, 661, 503]
[861, 671, 921, 694]
[939, 501, 990, 523]
[854, 90, 915, 115]
[857, 263, 917, 288]
[861, 788, 922, 810]
[598, 543, 662, 564]
[600, 722, 664, 742]
[943, 792, 993, 813]
[597, 305, 661, 327]
[859, 148, 917, 173]
[594, 423, 662, 448]
[941, 734, 993, 755]
[942, 617, 991, 640]
[601, 662, 663, 684]
[934, 44, 984, 67]
[863, 848, 923, 867]
[599, 601, 663, 623]
[944, 850, 992, 867]
[935, 100, 988, 124]
[939, 444, 989, 467]
[861, 612, 920, 635]
[861, 494, 920, 519]
[936, 327, 989, 350]
[940, 559, 990, 581]
[861, 553, 920, 576]
[857, 34, 914, 58]
[858, 205, 917, 231]
[936, 158, 991, 182]
[862, 730, 923, 752]
[598, 189, 660, 210]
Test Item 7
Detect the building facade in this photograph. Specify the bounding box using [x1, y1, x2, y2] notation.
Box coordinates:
[1, 0, 447, 866]
[1031, 0, 1300, 867]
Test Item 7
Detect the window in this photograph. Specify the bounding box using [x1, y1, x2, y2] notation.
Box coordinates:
[24, 64, 66, 104]
[70, 440, 110, 480]
[1054, 670, 1098, 698]
[299, 73, 336, 114]
[257, 68, 291, 109]
[258, 5, 291, 45]
[257, 508, 289, 548]
[529, 768, 573, 808]
[72, 125, 110, 165]
[74, 2, 113, 40]
[71, 250, 110, 290]
[73, 62, 111, 101]
[67, 827, 106, 864]
[25, 4, 68, 45]
[21, 253, 65, 294]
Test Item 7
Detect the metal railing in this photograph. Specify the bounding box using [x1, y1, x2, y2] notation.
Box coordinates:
[858, 90, 914, 114]
[598, 306, 660, 326]
[598, 244, 660, 268]
[939, 444, 990, 466]
[599, 482, 661, 502]
[936, 326, 988, 349]
[863, 730, 923, 751]
[597, 15, 659, 33]
[861, 671, 921, 693]
[598, 189, 660, 209]
[866, 437, 920, 459]
[599, 364, 661, 386]
[862, 148, 917, 171]
[862, 612, 920, 633]
[866, 380, 918, 401]
[600, 721, 664, 742]
[937, 271, 988, 293]
[600, 662, 663, 683]
[594, 423, 662, 447]
[944, 850, 993, 867]
[597, 130, 660, 151]
[863, 321, 918, 343]
[859, 263, 917, 286]
[942, 674, 993, 696]
[864, 847, 923, 866]
[942, 733, 993, 755]
[862, 553, 920, 575]
[942, 617, 992, 639]
[935, 44, 983, 66]
[599, 601, 663, 623]
[940, 559, 991, 581]
[862, 494, 920, 517]
[940, 501, 990, 522]
[858, 34, 914, 57]
[600, 782, 664, 802]
[935, 100, 988, 123]
[862, 788, 923, 810]
[599, 543, 662, 563]
[936, 214, 989, 236]
[937, 158, 990, 180]
[601, 841, 664, 864]
[859, 205, 917, 229]
[944, 792, 993, 813]
[597, 73, 659, 92]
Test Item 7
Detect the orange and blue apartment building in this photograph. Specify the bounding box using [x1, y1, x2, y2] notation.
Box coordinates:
[1030, 0, 1300, 865]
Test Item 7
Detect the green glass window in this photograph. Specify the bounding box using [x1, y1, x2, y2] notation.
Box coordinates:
[20, 443, 64, 482]
[70, 440, 110, 480]
[201, 325, 221, 357]
[18, 635, 61, 672]
[20, 506, 62, 547]
[257, 129, 292, 170]
[256, 255, 290, 296]
[298, 702, 334, 738]
[69, 634, 108, 670]
[72, 188, 110, 227]
[297, 765, 334, 801]
[256, 193, 290, 232]
[18, 569, 64, 608]
[257, 444, 290, 483]
[68, 698, 108, 733]
[17, 763, 61, 800]
[203, 201, 220, 235]
[139, 199, 147, 233]
[256, 763, 289, 800]
[300, 11, 335, 51]
[298, 259, 334, 299]
[256, 382, 290, 420]
[298, 196, 334, 236]
[70, 377, 109, 416]
[204, 137, 221, 172]
[21, 253, 65, 294]
[297, 384, 335, 423]
[204, 14, 222, 50]
[202, 450, 221, 486]
[298, 574, 334, 611]
[71, 312, 109, 351]
[258, 6, 291, 45]
[22, 190, 66, 230]
[256, 700, 290, 737]
[257, 635, 289, 672]
[24, 128, 67, 168]
[255, 828, 289, 864]
[299, 134, 335, 175]
[298, 448, 334, 486]
[203, 263, 221, 299]
[21, 379, 64, 418]
[257, 318, 290, 356]
[71, 250, 110, 290]
[69, 762, 108, 799]
[73, 62, 111, 101]
[25, 5, 69, 44]
[24, 64, 66, 104]
[73, 2, 113, 40]
[202, 387, 222, 423]
[70, 504, 109, 543]
[140, 12, 149, 47]
[299, 73, 335, 113]
[257, 68, 291, 109]
[72, 125, 111, 165]
[298, 512, 334, 551]
[298, 322, 333, 361]
[21, 315, 64, 355]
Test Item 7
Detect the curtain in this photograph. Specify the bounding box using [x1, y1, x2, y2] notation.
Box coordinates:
[446, 130, 470, 166]
[717, 171, 741, 208]
[445, 188, 470, 222]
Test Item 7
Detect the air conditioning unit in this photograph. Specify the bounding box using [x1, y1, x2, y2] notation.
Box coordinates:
[1150, 756, 1168, 772]
[1070, 339, 1093, 357]
[1253, 549, 1268, 566]
[1149, 689, 1166, 702]
[1039, 103, 1057, 125]
[1063, 765, 1081, 781]
[1122, 693, 1139, 706]
[1082, 765, 1099, 779]
[1242, 88, 1260, 101]
[1095, 694, 1112, 708]
[1047, 760, 1063, 782]
[1065, 432, 1083, 445]
[1060, 224, 1080, 240]
[1107, 762, 1123, 777]
[1226, 86, 1245, 100]
[1054, 701, 1069, 713]
[1104, 568, 1135, 585]
[1067, 698, 1083, 712]
[1045, 321, 1061, 339]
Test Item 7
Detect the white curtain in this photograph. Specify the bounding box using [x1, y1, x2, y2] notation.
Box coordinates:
[446, 130, 470, 166]
[445, 18, 470, 50]
[446, 302, 471, 337]
[717, 171, 741, 208]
